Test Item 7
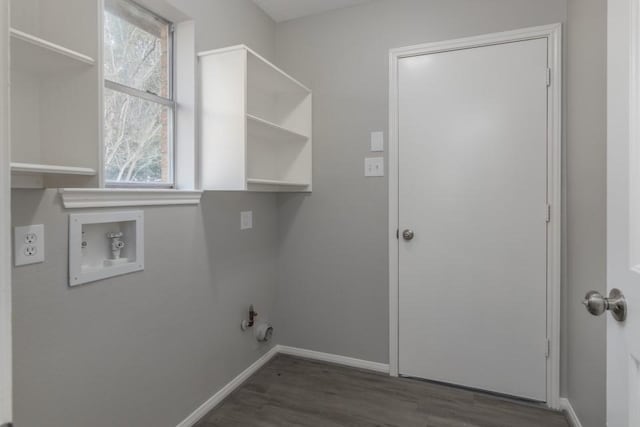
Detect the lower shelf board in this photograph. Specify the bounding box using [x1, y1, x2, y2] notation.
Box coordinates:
[11, 162, 97, 176]
[247, 178, 310, 187]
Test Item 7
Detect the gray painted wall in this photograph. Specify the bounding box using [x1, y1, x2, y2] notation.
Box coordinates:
[565, 0, 607, 426]
[11, 1, 278, 426]
[275, 1, 606, 424]
[274, 0, 567, 364]
[10, 0, 608, 426]
[173, 0, 275, 57]
[12, 192, 278, 427]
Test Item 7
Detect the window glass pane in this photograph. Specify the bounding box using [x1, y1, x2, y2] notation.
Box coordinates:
[104, 0, 170, 97]
[104, 88, 172, 184]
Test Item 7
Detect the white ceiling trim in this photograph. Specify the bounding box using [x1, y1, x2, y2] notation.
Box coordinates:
[252, 0, 374, 23]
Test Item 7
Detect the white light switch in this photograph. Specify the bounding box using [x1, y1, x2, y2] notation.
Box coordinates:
[14, 224, 45, 266]
[241, 211, 253, 230]
[371, 131, 384, 152]
[365, 157, 385, 177]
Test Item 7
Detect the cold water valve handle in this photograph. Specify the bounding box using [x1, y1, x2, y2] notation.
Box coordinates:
[106, 231, 125, 259]
[241, 305, 258, 330]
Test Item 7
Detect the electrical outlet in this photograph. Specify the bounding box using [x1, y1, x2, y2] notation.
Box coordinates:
[25, 232, 37, 244]
[241, 211, 253, 230]
[14, 224, 45, 266]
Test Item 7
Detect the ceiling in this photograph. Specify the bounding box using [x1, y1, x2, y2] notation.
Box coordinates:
[252, 0, 375, 23]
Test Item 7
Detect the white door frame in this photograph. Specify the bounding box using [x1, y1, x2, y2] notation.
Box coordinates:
[388, 23, 562, 409]
[0, 0, 11, 424]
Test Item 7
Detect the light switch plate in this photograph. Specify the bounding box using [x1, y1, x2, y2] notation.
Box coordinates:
[365, 157, 385, 177]
[371, 131, 384, 152]
[14, 224, 45, 266]
[241, 211, 253, 230]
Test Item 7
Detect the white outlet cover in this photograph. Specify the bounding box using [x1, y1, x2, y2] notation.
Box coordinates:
[14, 224, 45, 266]
[371, 131, 384, 152]
[241, 211, 253, 230]
[365, 157, 385, 177]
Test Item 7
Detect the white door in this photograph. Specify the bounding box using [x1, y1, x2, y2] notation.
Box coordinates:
[606, 0, 640, 426]
[397, 37, 551, 401]
[0, 0, 10, 424]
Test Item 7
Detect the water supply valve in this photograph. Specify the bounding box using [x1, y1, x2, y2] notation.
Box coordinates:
[106, 231, 125, 259]
[241, 305, 258, 331]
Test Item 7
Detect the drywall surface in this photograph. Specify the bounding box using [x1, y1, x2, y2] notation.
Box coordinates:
[0, 2, 11, 424]
[565, 0, 607, 426]
[11, 1, 278, 426]
[274, 0, 567, 367]
[171, 0, 275, 57]
[12, 191, 278, 427]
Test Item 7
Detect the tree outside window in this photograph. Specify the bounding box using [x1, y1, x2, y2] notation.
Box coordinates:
[103, 0, 174, 186]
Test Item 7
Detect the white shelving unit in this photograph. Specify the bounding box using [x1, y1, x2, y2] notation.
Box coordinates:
[199, 45, 312, 192]
[9, 0, 100, 189]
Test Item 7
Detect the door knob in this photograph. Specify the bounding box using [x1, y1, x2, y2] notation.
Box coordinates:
[583, 288, 627, 322]
[402, 229, 415, 241]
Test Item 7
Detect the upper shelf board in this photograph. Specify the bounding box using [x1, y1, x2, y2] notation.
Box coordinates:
[247, 178, 310, 187]
[11, 162, 97, 176]
[10, 28, 95, 74]
[198, 44, 311, 95]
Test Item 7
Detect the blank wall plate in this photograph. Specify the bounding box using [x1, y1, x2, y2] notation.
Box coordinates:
[365, 157, 385, 177]
[241, 211, 253, 230]
[371, 131, 384, 152]
[14, 224, 44, 266]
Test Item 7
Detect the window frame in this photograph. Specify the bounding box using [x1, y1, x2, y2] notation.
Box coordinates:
[103, 0, 176, 189]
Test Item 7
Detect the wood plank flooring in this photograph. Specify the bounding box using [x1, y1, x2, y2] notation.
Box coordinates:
[195, 355, 569, 427]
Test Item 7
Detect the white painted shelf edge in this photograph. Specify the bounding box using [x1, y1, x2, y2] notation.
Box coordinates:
[247, 114, 309, 141]
[11, 162, 97, 176]
[197, 44, 311, 93]
[10, 28, 95, 65]
[59, 188, 203, 209]
[247, 178, 310, 187]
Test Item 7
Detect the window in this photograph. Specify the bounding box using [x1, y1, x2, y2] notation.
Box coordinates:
[103, 0, 174, 186]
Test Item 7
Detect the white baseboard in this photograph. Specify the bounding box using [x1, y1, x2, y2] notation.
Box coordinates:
[559, 398, 583, 427]
[276, 345, 390, 374]
[176, 346, 279, 427]
[176, 345, 390, 426]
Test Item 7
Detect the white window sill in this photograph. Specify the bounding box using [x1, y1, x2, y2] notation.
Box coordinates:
[59, 188, 203, 209]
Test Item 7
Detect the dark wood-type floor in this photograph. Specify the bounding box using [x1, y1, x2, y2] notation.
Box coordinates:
[195, 355, 570, 427]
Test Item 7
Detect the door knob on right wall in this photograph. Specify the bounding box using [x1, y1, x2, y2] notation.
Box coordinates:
[583, 289, 627, 322]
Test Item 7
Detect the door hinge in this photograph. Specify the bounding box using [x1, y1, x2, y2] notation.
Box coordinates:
[546, 68, 552, 87]
[545, 204, 551, 223]
[545, 339, 550, 358]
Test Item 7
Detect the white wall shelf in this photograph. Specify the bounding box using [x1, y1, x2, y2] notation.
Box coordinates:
[247, 114, 309, 143]
[10, 28, 95, 74]
[11, 163, 97, 189]
[247, 178, 310, 187]
[58, 188, 203, 209]
[11, 162, 96, 176]
[199, 45, 312, 192]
